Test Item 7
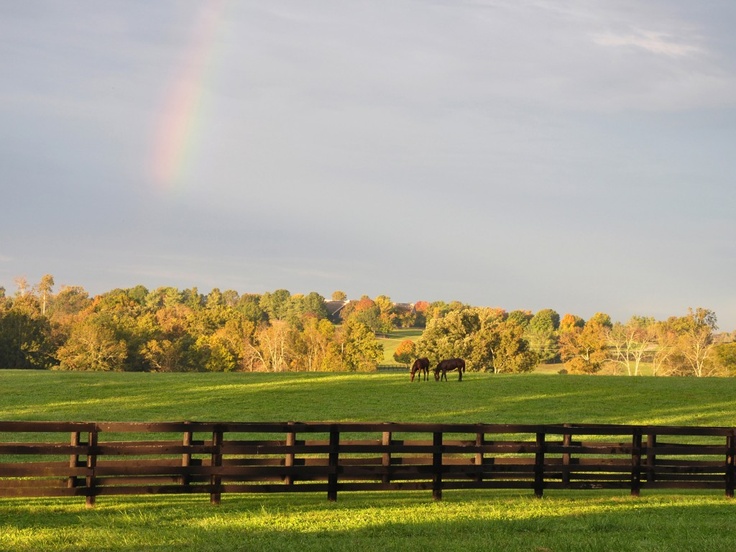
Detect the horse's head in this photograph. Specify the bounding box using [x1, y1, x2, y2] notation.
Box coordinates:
[433, 369, 440, 381]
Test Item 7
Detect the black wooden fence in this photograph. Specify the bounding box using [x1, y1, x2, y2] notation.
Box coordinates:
[1, 421, 734, 507]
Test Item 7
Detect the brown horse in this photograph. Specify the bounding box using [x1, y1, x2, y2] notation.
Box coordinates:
[434, 358, 466, 381]
[410, 357, 430, 382]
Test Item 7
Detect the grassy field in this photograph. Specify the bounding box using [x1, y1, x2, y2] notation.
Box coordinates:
[377, 328, 423, 365]
[2, 370, 736, 551]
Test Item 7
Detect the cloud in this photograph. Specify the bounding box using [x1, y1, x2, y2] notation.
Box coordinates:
[592, 29, 702, 57]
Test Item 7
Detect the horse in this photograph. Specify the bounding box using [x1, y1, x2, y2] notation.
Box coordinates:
[434, 358, 466, 381]
[410, 357, 430, 382]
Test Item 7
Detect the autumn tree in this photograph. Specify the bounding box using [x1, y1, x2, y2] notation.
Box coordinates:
[347, 296, 382, 334]
[36, 274, 54, 316]
[393, 339, 416, 366]
[56, 314, 127, 371]
[559, 314, 609, 374]
[245, 320, 294, 372]
[668, 308, 719, 377]
[607, 316, 656, 376]
[374, 295, 396, 335]
[292, 317, 335, 371]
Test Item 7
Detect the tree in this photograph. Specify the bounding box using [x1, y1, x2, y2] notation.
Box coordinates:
[670, 308, 719, 377]
[374, 295, 396, 335]
[14, 276, 29, 296]
[56, 315, 127, 371]
[293, 317, 335, 371]
[393, 339, 416, 366]
[339, 318, 383, 371]
[36, 274, 54, 316]
[331, 290, 347, 302]
[559, 313, 584, 333]
[0, 304, 53, 369]
[260, 289, 291, 321]
[245, 320, 294, 372]
[416, 308, 480, 367]
[488, 319, 537, 373]
[413, 301, 430, 327]
[559, 315, 608, 374]
[711, 342, 736, 376]
[650, 319, 679, 376]
[347, 296, 382, 334]
[607, 317, 656, 376]
[526, 309, 560, 363]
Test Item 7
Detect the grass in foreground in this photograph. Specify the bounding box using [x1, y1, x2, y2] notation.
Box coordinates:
[2, 490, 735, 552]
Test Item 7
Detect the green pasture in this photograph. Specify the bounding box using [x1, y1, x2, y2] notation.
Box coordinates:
[1, 370, 735, 552]
[377, 328, 422, 365]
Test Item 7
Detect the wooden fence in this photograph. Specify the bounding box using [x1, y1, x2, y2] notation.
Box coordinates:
[1, 421, 734, 507]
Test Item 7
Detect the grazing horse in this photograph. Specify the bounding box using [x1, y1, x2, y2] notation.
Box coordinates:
[410, 357, 430, 382]
[434, 358, 466, 381]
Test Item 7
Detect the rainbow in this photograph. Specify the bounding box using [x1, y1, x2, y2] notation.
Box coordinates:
[150, 0, 228, 189]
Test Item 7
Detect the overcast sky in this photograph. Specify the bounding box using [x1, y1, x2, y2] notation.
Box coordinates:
[1, 0, 735, 330]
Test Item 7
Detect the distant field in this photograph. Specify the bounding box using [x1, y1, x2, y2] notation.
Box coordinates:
[2, 371, 735, 552]
[377, 328, 423, 365]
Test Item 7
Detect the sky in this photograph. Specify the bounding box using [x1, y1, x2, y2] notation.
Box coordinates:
[1, 0, 735, 331]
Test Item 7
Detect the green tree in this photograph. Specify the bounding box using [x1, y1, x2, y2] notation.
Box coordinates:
[347, 296, 382, 334]
[374, 295, 396, 335]
[416, 308, 480, 367]
[0, 301, 53, 369]
[331, 290, 347, 302]
[339, 318, 383, 371]
[526, 309, 560, 363]
[711, 342, 736, 376]
[488, 319, 538, 373]
[260, 289, 292, 321]
[293, 317, 335, 371]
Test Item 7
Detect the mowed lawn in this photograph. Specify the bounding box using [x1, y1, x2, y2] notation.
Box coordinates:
[1, 370, 735, 552]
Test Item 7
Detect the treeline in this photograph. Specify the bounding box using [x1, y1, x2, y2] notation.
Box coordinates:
[405, 307, 736, 377]
[0, 275, 734, 375]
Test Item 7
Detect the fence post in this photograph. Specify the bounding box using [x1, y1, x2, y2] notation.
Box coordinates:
[210, 426, 223, 505]
[534, 432, 545, 498]
[433, 431, 443, 501]
[562, 426, 571, 487]
[382, 430, 392, 484]
[327, 426, 340, 501]
[181, 422, 193, 488]
[285, 422, 296, 486]
[85, 426, 98, 508]
[631, 428, 643, 497]
[646, 433, 657, 484]
[68, 431, 80, 490]
[475, 429, 484, 483]
[726, 431, 735, 499]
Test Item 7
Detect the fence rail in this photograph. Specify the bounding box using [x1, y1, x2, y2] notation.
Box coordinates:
[1, 421, 734, 507]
